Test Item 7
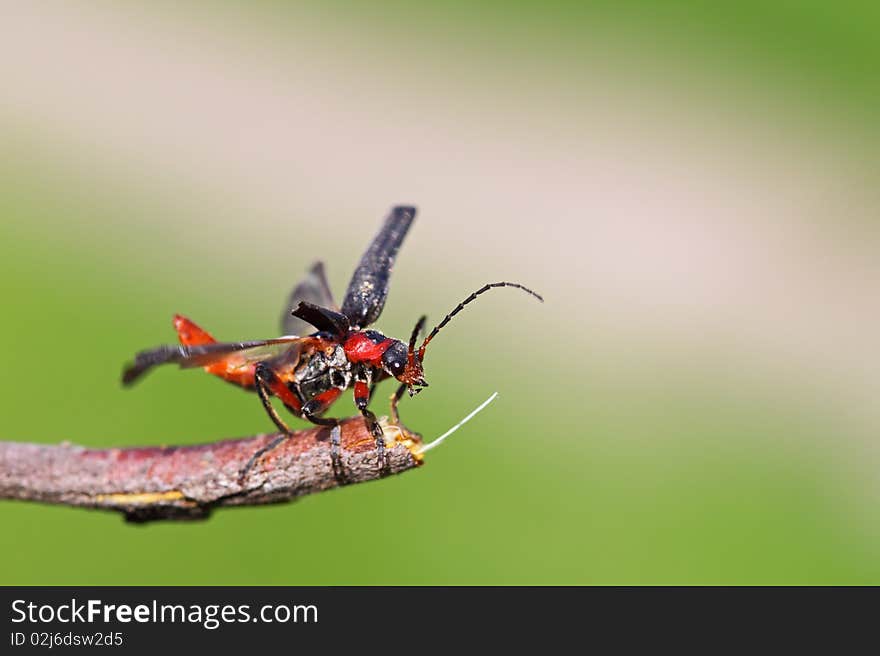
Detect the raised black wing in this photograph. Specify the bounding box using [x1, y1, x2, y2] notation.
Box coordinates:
[340, 205, 416, 329]
[121, 337, 303, 386]
[290, 301, 350, 337]
[280, 261, 337, 335]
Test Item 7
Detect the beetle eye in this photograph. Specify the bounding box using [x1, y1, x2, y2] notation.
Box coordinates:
[381, 342, 408, 377]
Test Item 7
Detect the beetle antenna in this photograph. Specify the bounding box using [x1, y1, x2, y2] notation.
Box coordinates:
[418, 282, 543, 362]
[407, 315, 427, 367]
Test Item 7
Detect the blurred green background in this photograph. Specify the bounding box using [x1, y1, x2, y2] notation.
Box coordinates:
[1, 1, 879, 584]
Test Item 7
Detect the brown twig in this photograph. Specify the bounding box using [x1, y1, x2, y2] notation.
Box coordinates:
[0, 417, 423, 523]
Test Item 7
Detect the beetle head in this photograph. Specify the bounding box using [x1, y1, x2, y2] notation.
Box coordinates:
[398, 315, 428, 396]
[380, 332, 428, 395]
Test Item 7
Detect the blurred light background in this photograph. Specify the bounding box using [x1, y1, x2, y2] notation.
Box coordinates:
[1, 1, 878, 584]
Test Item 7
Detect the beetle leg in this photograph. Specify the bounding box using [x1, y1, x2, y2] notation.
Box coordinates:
[389, 382, 407, 426]
[239, 432, 288, 483]
[354, 380, 388, 472]
[301, 388, 344, 424]
[302, 388, 346, 481]
[238, 362, 303, 481]
[254, 362, 302, 433]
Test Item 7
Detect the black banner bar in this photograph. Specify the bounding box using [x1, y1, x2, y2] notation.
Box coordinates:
[0, 587, 872, 652]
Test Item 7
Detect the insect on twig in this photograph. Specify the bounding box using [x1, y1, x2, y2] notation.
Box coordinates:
[122, 207, 542, 478]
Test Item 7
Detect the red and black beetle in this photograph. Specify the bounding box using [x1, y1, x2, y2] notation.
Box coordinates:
[122, 206, 542, 474]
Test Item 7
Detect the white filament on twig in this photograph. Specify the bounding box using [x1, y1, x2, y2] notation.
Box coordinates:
[416, 392, 499, 455]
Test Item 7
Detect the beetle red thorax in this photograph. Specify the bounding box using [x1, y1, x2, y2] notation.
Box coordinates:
[342, 330, 396, 368]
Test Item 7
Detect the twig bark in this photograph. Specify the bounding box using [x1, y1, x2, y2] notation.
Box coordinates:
[0, 417, 423, 523]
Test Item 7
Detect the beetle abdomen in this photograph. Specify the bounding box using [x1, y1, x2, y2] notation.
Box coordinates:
[291, 345, 352, 405]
